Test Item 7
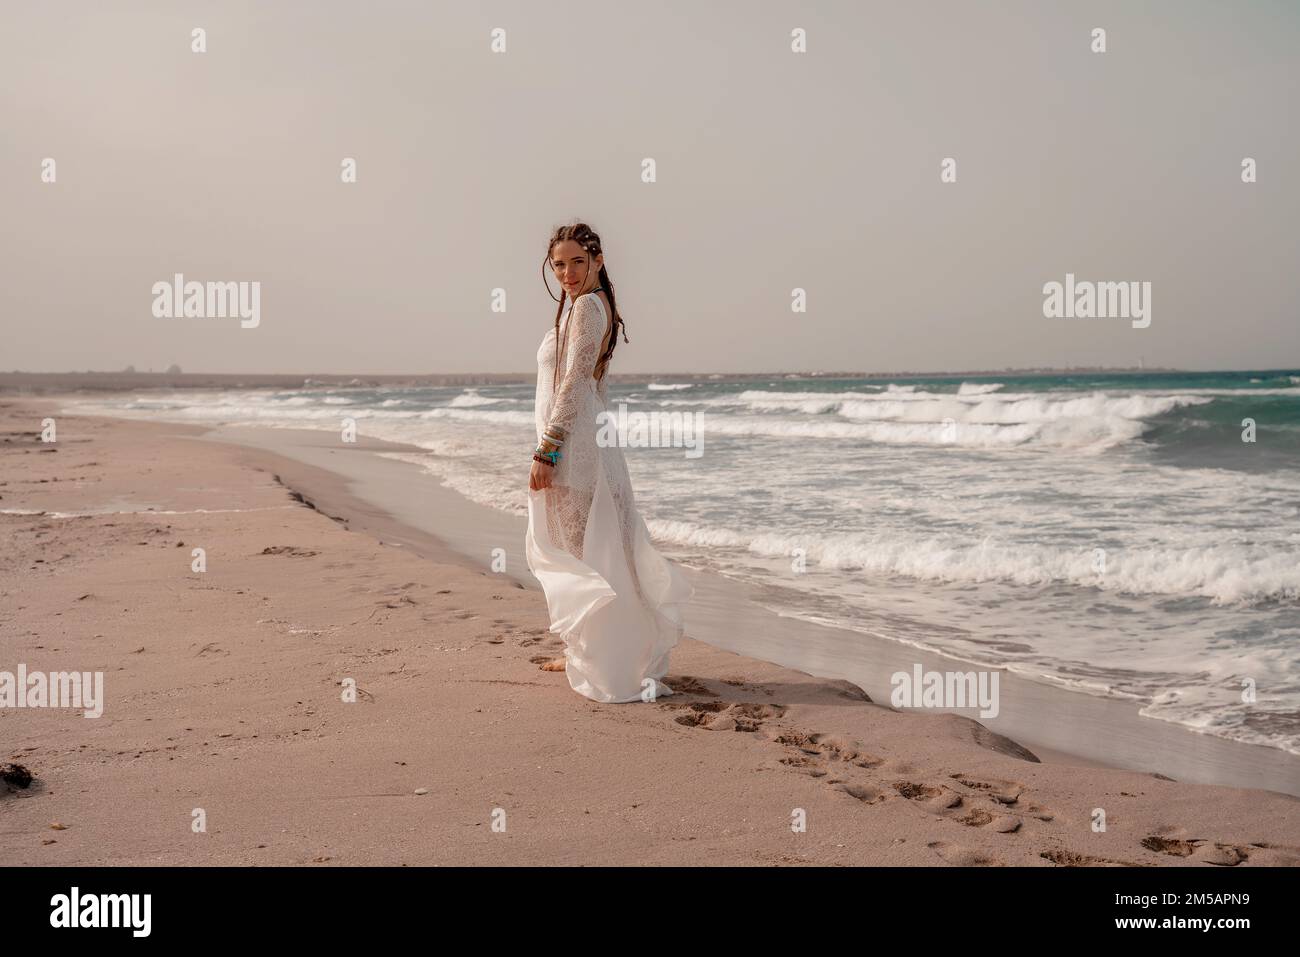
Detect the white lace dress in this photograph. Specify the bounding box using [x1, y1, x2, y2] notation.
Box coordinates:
[525, 292, 694, 703]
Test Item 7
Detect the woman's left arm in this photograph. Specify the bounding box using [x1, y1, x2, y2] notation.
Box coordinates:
[546, 295, 605, 437]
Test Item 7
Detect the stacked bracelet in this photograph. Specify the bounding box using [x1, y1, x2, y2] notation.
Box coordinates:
[535, 423, 566, 466]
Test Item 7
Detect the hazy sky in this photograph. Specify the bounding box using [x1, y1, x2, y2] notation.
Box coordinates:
[2, 0, 1297, 375]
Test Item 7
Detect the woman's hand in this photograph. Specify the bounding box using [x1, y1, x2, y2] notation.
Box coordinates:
[529, 458, 554, 491]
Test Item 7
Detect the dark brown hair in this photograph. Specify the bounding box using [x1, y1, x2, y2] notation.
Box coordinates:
[542, 222, 628, 392]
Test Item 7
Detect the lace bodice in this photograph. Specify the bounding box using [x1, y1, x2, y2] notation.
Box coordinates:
[534, 293, 610, 455]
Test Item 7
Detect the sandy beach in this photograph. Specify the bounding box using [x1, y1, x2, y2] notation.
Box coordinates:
[2, 394, 1298, 867]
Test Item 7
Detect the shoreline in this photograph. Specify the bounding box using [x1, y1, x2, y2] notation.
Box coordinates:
[181, 422, 1299, 797]
[0, 367, 1204, 394]
[3, 395, 1298, 866]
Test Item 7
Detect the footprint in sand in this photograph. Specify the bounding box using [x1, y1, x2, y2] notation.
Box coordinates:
[774, 730, 884, 770]
[1141, 834, 1251, 866]
[1040, 848, 1140, 867]
[779, 753, 829, 777]
[666, 700, 785, 732]
[718, 675, 776, 697]
[833, 782, 888, 805]
[947, 772, 1054, 825]
[948, 773, 1023, 807]
[807, 771, 1028, 834]
[663, 674, 720, 697]
[893, 780, 964, 810]
[928, 840, 1006, 866]
[771, 730, 901, 811]
[513, 627, 551, 647]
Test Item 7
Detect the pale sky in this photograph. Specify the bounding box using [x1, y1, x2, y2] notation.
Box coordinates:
[2, 0, 1297, 375]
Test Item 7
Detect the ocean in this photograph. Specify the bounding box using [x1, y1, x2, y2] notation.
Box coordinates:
[64, 369, 1300, 755]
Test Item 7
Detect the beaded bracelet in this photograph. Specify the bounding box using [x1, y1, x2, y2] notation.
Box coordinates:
[534, 449, 560, 466]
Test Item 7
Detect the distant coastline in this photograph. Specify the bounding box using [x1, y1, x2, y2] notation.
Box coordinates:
[0, 366, 1203, 394]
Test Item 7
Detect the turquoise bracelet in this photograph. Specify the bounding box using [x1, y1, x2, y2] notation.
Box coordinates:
[534, 448, 561, 465]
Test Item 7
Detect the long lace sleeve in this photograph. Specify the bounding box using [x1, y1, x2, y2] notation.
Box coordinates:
[547, 295, 605, 436]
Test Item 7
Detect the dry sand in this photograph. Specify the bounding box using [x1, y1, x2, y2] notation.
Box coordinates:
[2, 396, 1297, 866]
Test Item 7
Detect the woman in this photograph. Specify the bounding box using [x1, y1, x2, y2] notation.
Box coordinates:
[525, 222, 694, 703]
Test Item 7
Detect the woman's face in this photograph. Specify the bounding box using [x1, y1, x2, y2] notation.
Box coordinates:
[550, 239, 604, 297]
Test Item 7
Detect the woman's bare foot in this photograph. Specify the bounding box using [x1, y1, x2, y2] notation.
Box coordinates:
[539, 657, 566, 672]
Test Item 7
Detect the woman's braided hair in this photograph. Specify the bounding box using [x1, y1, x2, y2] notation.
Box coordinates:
[543, 222, 628, 393]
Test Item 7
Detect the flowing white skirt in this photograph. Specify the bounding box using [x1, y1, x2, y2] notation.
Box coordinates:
[525, 460, 693, 703]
